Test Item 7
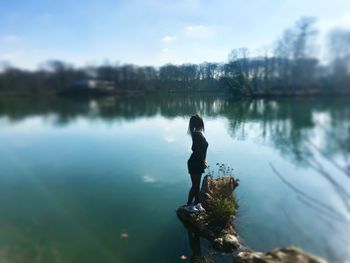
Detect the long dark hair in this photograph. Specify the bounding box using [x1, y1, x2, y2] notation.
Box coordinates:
[188, 114, 205, 137]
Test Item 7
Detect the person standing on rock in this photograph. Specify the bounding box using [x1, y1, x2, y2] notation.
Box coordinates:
[185, 114, 208, 213]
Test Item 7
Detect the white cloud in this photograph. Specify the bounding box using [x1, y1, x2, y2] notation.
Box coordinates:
[187, 25, 204, 31]
[161, 47, 170, 53]
[162, 36, 177, 43]
[142, 175, 156, 183]
[0, 50, 25, 61]
[164, 136, 175, 143]
[185, 25, 214, 38]
[1, 35, 22, 44]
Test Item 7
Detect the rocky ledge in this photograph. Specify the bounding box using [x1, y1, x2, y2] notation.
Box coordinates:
[176, 175, 327, 263]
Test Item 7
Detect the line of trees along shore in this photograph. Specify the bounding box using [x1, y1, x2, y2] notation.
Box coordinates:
[0, 17, 349, 97]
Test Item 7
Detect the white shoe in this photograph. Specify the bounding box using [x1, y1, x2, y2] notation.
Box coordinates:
[184, 204, 199, 213]
[194, 203, 205, 212]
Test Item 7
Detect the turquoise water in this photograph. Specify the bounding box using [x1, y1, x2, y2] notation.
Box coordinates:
[0, 96, 349, 262]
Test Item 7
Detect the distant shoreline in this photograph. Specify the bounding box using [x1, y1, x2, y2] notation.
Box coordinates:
[1, 89, 349, 99]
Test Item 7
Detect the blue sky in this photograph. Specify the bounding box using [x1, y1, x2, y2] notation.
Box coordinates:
[1, 0, 350, 69]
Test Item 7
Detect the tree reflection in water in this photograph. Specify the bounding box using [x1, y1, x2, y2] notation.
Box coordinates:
[0, 95, 349, 262]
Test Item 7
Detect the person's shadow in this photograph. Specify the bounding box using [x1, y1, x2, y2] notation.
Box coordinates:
[186, 228, 205, 263]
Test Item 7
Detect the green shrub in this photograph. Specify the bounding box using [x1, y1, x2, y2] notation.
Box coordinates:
[204, 163, 239, 227]
[207, 195, 238, 227]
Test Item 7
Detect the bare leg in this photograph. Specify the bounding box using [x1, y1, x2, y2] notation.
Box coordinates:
[187, 173, 202, 205]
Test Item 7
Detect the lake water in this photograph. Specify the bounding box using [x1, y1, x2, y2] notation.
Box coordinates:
[0, 95, 349, 263]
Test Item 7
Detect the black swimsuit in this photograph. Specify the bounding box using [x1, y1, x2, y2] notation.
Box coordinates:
[187, 131, 208, 174]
